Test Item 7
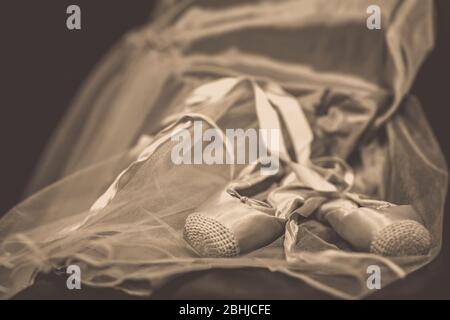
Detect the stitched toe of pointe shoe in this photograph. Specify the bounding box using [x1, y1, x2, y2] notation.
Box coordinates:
[184, 214, 240, 257]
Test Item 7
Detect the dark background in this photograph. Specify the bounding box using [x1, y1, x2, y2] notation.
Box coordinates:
[0, 0, 449, 299]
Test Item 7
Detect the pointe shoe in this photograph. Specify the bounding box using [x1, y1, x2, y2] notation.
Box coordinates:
[316, 199, 432, 256]
[267, 183, 432, 256]
[183, 171, 286, 257]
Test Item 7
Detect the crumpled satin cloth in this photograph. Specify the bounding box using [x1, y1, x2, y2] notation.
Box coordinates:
[0, 0, 446, 299]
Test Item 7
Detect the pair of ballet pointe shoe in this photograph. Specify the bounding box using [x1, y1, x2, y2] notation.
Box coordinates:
[183, 171, 432, 258]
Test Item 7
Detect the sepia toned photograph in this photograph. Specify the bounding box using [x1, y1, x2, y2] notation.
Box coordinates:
[0, 0, 449, 304]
